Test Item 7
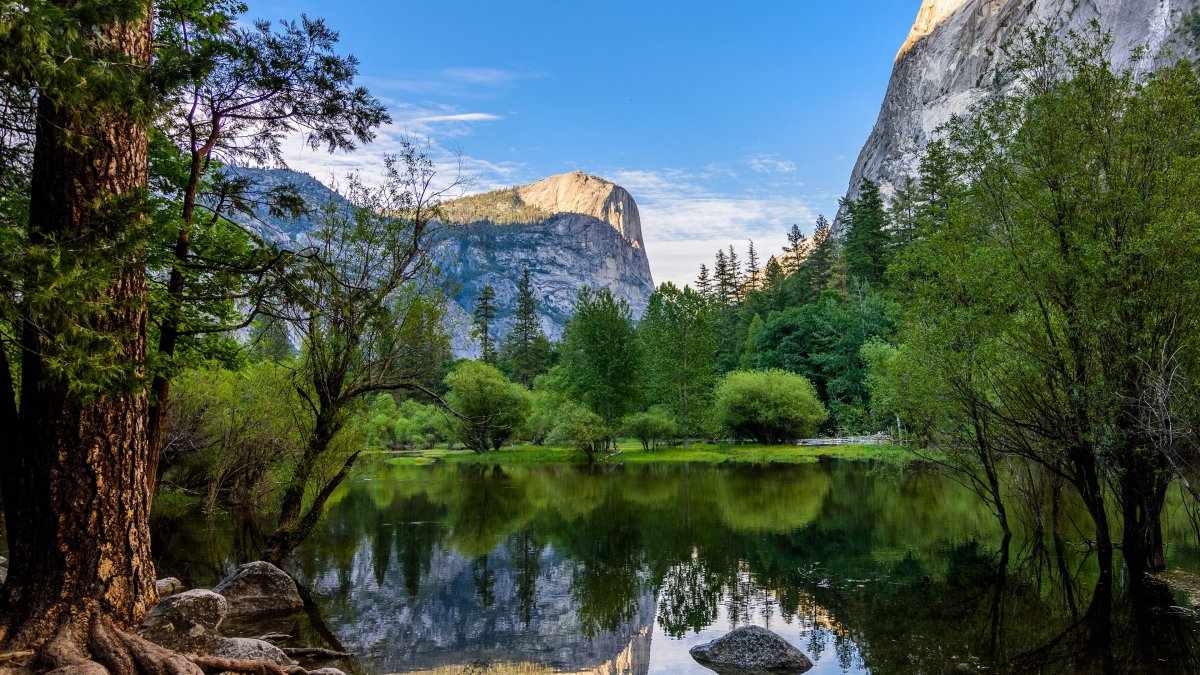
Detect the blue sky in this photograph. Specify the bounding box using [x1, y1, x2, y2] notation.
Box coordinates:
[246, 1, 921, 286]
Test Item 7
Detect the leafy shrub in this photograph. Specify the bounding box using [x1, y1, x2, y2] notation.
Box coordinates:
[547, 402, 609, 463]
[621, 408, 677, 451]
[714, 370, 828, 444]
[445, 361, 533, 453]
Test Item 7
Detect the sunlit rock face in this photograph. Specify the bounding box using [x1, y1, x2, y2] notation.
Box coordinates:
[440, 172, 655, 355]
[224, 168, 655, 354]
[845, 0, 1199, 209]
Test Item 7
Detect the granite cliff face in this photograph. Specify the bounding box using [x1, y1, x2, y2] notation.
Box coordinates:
[227, 168, 655, 354]
[846, 0, 1198, 206]
[441, 171, 654, 354]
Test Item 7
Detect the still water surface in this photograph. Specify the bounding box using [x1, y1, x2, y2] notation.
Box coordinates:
[153, 460, 1200, 674]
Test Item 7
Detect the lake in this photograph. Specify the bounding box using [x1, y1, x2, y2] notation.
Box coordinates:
[152, 459, 1200, 674]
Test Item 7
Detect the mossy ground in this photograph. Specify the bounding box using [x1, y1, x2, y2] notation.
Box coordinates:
[378, 441, 913, 467]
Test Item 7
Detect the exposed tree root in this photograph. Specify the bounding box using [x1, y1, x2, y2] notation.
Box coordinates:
[0, 615, 318, 675]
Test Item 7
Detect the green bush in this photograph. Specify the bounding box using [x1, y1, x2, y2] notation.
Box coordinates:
[445, 361, 533, 453]
[547, 402, 609, 463]
[714, 370, 828, 444]
[621, 408, 677, 451]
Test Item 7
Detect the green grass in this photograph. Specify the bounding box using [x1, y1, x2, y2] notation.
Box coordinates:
[383, 441, 915, 467]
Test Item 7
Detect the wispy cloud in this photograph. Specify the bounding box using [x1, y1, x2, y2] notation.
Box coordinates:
[411, 112, 503, 124]
[744, 154, 797, 174]
[608, 168, 823, 287]
[362, 67, 547, 98]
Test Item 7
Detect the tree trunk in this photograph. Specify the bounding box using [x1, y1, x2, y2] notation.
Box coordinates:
[0, 0, 161, 660]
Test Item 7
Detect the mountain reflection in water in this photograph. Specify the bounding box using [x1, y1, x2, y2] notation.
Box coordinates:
[152, 461, 1200, 674]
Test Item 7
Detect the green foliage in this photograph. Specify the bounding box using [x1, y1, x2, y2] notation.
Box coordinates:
[473, 285, 498, 364]
[500, 269, 553, 386]
[161, 361, 302, 512]
[639, 283, 717, 441]
[714, 370, 828, 444]
[559, 287, 643, 433]
[621, 408, 678, 451]
[546, 403, 609, 463]
[445, 361, 533, 453]
[841, 179, 891, 285]
[755, 287, 894, 431]
[362, 394, 452, 451]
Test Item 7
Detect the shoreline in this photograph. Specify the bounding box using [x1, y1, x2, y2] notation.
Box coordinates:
[375, 442, 914, 467]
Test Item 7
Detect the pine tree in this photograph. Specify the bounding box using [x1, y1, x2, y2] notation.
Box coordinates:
[695, 264, 713, 299]
[745, 240, 761, 292]
[739, 313, 766, 370]
[474, 285, 498, 364]
[714, 248, 732, 303]
[842, 180, 891, 285]
[783, 223, 807, 274]
[727, 245, 742, 299]
[807, 215, 836, 297]
[500, 269, 552, 387]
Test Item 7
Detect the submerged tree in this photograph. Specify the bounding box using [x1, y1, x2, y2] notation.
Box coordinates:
[261, 147, 457, 564]
[892, 24, 1200, 572]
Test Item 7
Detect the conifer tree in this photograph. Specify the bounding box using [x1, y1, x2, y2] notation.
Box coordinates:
[807, 216, 836, 297]
[695, 264, 713, 299]
[727, 245, 743, 293]
[783, 223, 807, 274]
[745, 240, 761, 291]
[474, 285, 498, 364]
[500, 269, 552, 387]
[841, 179, 891, 285]
[714, 248, 732, 303]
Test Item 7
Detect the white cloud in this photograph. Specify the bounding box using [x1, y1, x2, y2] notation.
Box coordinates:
[744, 154, 798, 174]
[609, 168, 821, 287]
[411, 112, 503, 124]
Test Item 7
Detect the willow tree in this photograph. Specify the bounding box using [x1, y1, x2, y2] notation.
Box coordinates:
[261, 147, 458, 564]
[893, 24, 1200, 573]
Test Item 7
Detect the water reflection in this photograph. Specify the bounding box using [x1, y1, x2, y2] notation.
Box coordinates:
[153, 461, 1200, 674]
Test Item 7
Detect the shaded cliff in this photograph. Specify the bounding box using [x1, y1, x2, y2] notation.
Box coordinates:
[845, 0, 1199, 207]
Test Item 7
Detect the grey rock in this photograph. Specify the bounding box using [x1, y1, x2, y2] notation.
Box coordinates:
[309, 670, 348, 675]
[843, 0, 1200, 217]
[156, 577, 183, 599]
[0, 567, 6, 586]
[207, 637, 296, 666]
[690, 626, 813, 674]
[212, 561, 303, 619]
[138, 589, 228, 654]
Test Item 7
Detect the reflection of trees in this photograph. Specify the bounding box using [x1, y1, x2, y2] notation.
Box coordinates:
[443, 465, 535, 558]
[507, 529, 543, 627]
[656, 554, 724, 637]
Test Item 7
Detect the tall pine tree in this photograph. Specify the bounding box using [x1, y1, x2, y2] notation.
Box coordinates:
[474, 285, 498, 364]
[841, 179, 891, 285]
[500, 269, 552, 387]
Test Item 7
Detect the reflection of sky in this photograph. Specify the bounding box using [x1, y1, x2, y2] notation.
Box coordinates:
[647, 586, 862, 675]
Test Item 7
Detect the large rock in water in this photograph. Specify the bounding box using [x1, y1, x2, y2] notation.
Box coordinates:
[212, 561, 304, 619]
[843, 0, 1199, 212]
[690, 626, 813, 674]
[138, 589, 227, 654]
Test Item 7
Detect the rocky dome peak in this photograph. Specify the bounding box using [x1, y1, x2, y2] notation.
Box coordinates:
[516, 171, 644, 249]
[896, 0, 967, 61]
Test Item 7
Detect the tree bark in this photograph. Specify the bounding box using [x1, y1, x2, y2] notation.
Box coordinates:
[0, 0, 159, 658]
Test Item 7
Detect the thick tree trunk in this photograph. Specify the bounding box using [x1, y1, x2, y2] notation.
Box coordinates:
[0, 0, 160, 660]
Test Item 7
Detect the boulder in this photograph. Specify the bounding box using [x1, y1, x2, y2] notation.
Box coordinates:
[207, 638, 295, 667]
[690, 626, 813, 674]
[156, 577, 183, 599]
[138, 589, 227, 654]
[212, 561, 303, 619]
